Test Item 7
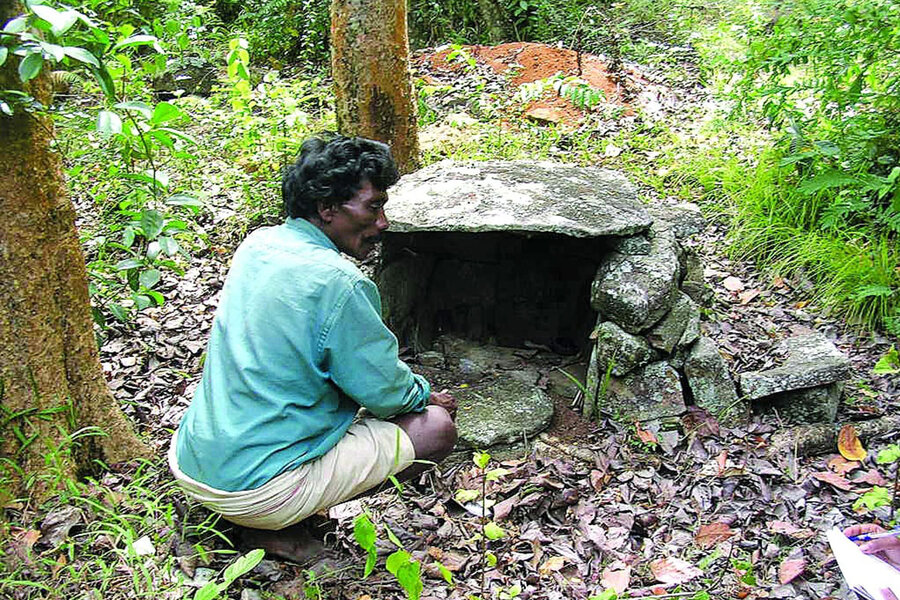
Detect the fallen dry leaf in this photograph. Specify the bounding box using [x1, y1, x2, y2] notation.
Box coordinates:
[695, 522, 735, 549]
[601, 567, 631, 594]
[716, 450, 728, 475]
[739, 289, 760, 304]
[812, 471, 854, 491]
[854, 469, 888, 486]
[723, 276, 745, 292]
[778, 558, 806, 584]
[768, 521, 815, 540]
[635, 423, 658, 445]
[827, 456, 860, 476]
[838, 425, 867, 461]
[589, 470, 606, 492]
[539, 556, 567, 576]
[649, 557, 703, 585]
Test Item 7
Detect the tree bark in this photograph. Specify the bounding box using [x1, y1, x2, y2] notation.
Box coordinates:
[478, 0, 515, 43]
[0, 0, 149, 503]
[330, 0, 420, 174]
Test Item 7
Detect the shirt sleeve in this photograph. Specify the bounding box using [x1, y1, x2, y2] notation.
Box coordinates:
[321, 277, 430, 419]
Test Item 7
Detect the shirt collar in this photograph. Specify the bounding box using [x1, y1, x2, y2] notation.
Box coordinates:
[284, 217, 339, 253]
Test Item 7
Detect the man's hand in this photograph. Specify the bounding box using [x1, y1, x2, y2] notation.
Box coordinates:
[429, 389, 457, 418]
[844, 523, 900, 569]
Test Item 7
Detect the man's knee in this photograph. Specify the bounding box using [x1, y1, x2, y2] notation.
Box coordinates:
[427, 405, 457, 456]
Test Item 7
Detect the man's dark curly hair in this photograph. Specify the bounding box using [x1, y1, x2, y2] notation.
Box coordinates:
[282, 134, 399, 219]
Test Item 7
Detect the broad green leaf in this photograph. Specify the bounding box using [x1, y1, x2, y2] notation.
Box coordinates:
[485, 551, 497, 566]
[19, 51, 43, 82]
[157, 127, 199, 146]
[454, 488, 480, 503]
[115, 258, 142, 271]
[96, 110, 122, 134]
[122, 226, 135, 247]
[165, 193, 202, 209]
[435, 561, 453, 584]
[3, 16, 27, 34]
[62, 46, 99, 67]
[151, 101, 182, 124]
[112, 34, 163, 53]
[853, 486, 891, 512]
[53, 10, 79, 36]
[473, 451, 490, 469]
[874, 346, 900, 375]
[798, 170, 857, 195]
[876, 444, 900, 464]
[0, 47, 8, 67]
[134, 294, 152, 310]
[150, 129, 173, 149]
[385, 524, 404, 548]
[396, 561, 423, 600]
[386, 549, 412, 576]
[114, 100, 153, 119]
[39, 42, 65, 62]
[222, 548, 265, 586]
[139, 209, 165, 240]
[31, 5, 69, 35]
[364, 548, 376, 578]
[193, 581, 221, 600]
[139, 268, 160, 290]
[108, 302, 128, 322]
[486, 468, 511, 482]
[92, 66, 116, 99]
[353, 513, 376, 551]
[484, 521, 505, 540]
[158, 236, 180, 256]
[146, 290, 164, 305]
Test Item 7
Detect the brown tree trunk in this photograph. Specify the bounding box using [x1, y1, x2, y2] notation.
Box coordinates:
[330, 0, 420, 174]
[0, 0, 149, 504]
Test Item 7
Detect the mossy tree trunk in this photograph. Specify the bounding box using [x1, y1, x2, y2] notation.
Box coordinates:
[330, 0, 420, 174]
[0, 0, 149, 504]
[478, 0, 515, 43]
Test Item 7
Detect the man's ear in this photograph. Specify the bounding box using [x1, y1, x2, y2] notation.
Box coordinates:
[317, 202, 335, 224]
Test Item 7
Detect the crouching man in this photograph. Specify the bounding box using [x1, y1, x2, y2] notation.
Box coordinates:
[169, 134, 457, 562]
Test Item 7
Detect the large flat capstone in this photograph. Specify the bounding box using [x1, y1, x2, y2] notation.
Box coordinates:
[386, 160, 651, 237]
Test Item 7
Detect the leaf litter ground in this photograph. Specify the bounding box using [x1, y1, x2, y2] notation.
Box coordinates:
[7, 43, 899, 600]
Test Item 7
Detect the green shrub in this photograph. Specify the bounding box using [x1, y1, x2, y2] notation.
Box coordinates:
[728, 0, 900, 237]
[232, 0, 330, 66]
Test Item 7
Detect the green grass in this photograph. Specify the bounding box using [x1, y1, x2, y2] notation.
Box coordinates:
[651, 120, 900, 332]
[0, 457, 239, 599]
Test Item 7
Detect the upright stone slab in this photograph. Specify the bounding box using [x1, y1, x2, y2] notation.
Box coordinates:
[592, 320, 656, 377]
[590, 226, 682, 334]
[684, 337, 746, 425]
[590, 361, 686, 422]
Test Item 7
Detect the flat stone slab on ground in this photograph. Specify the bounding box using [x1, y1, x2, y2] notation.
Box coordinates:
[386, 160, 651, 237]
[455, 378, 554, 448]
[739, 332, 851, 400]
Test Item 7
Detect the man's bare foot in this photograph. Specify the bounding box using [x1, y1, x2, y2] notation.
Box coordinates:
[236, 522, 327, 564]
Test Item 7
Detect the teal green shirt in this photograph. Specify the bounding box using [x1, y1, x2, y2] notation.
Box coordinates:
[175, 218, 430, 492]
